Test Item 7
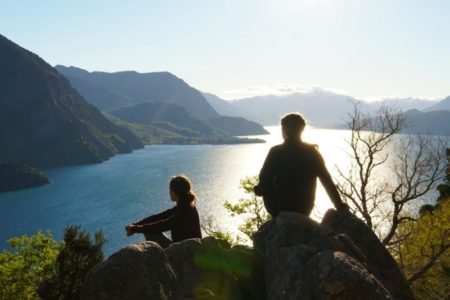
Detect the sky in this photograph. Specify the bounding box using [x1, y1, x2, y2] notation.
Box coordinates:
[1, 0, 449, 100]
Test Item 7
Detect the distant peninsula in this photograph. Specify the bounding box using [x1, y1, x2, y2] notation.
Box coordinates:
[0, 161, 49, 192]
[107, 102, 265, 145]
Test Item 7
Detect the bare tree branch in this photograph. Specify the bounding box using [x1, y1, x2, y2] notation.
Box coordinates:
[408, 243, 450, 283]
[335, 103, 447, 247]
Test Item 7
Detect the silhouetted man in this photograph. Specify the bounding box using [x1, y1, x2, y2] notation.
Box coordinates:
[254, 113, 349, 217]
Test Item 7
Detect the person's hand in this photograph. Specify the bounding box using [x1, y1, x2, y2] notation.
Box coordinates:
[254, 184, 263, 196]
[125, 224, 134, 237]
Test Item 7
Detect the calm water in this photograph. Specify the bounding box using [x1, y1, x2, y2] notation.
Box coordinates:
[0, 127, 390, 255]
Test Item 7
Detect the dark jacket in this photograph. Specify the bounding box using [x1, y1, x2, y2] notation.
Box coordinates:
[133, 201, 202, 242]
[255, 139, 346, 216]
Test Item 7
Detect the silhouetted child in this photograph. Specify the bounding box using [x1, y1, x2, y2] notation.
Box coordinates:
[125, 175, 202, 248]
[254, 113, 349, 217]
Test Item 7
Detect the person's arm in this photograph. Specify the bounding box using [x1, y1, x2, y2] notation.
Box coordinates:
[316, 152, 349, 211]
[133, 207, 176, 225]
[254, 148, 277, 196]
[130, 207, 185, 235]
[131, 216, 176, 234]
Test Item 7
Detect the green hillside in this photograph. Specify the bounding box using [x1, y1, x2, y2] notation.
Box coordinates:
[108, 103, 264, 144]
[0, 34, 143, 168]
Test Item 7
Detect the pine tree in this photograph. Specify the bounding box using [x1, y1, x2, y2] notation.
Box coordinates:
[38, 225, 105, 300]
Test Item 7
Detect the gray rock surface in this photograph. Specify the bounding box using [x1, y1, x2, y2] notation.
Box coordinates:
[165, 238, 203, 296]
[81, 242, 180, 300]
[322, 209, 415, 300]
[254, 211, 393, 300]
[306, 251, 392, 300]
[165, 237, 243, 300]
[81, 210, 412, 300]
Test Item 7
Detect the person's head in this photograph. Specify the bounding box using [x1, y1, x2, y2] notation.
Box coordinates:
[280, 113, 306, 140]
[169, 175, 196, 205]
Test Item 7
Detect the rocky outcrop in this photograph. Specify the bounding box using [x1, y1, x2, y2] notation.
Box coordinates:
[253, 211, 394, 299]
[81, 210, 413, 300]
[165, 237, 243, 299]
[81, 242, 180, 300]
[322, 209, 415, 300]
[81, 238, 250, 300]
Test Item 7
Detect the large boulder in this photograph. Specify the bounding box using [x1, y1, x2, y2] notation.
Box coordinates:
[81, 242, 181, 300]
[81, 211, 412, 300]
[222, 244, 262, 300]
[322, 209, 414, 300]
[165, 237, 243, 300]
[165, 239, 203, 296]
[254, 211, 393, 300]
[305, 251, 392, 299]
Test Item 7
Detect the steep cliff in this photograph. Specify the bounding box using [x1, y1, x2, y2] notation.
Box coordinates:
[0, 34, 143, 168]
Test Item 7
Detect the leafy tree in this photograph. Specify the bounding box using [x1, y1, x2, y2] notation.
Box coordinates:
[396, 198, 449, 299]
[203, 176, 270, 245]
[223, 176, 271, 241]
[202, 215, 244, 246]
[396, 149, 450, 299]
[0, 231, 60, 300]
[38, 225, 106, 300]
[437, 148, 450, 203]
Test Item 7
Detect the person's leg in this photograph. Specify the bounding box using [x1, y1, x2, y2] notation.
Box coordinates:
[143, 232, 172, 248]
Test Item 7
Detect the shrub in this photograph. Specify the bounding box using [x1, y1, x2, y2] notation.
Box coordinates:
[38, 225, 106, 300]
[0, 231, 60, 300]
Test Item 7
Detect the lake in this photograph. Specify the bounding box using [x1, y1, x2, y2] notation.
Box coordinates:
[0, 126, 435, 255]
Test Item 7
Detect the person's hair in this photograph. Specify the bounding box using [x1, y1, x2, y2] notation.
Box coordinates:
[280, 113, 306, 138]
[169, 175, 196, 205]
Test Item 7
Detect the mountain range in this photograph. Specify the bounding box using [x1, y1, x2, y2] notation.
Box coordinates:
[1, 30, 448, 191]
[230, 89, 360, 126]
[55, 65, 449, 137]
[111, 102, 268, 139]
[424, 96, 450, 112]
[0, 34, 143, 168]
[201, 90, 450, 136]
[402, 109, 450, 136]
[55, 65, 219, 119]
[56, 66, 268, 139]
[0, 34, 265, 192]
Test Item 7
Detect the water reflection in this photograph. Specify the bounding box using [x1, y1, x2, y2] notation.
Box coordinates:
[0, 126, 355, 254]
[230, 125, 352, 222]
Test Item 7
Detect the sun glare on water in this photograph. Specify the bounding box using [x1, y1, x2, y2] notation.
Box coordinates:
[208, 125, 352, 235]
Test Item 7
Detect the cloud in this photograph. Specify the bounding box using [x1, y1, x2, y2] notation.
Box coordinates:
[361, 95, 441, 102]
[217, 84, 442, 102]
[219, 84, 349, 100]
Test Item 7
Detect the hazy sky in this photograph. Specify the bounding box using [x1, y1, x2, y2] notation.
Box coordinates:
[1, 0, 449, 100]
